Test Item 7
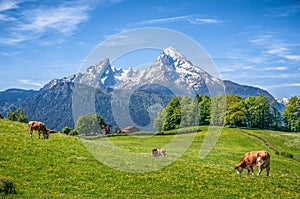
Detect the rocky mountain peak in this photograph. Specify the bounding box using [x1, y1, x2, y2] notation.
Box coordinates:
[75, 58, 119, 88]
[155, 47, 191, 70]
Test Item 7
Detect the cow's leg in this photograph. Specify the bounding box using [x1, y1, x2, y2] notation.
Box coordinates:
[266, 165, 270, 177]
[257, 166, 262, 176]
[38, 130, 41, 139]
[246, 166, 250, 175]
[248, 166, 254, 176]
[29, 128, 33, 138]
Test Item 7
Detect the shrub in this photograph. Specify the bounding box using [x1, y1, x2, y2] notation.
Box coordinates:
[69, 129, 78, 136]
[157, 126, 201, 135]
[0, 176, 16, 195]
[280, 151, 294, 159]
[7, 108, 28, 123]
[61, 126, 72, 135]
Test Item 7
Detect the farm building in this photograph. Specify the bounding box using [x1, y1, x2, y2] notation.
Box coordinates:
[120, 126, 140, 133]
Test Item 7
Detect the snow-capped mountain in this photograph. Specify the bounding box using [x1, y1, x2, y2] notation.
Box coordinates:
[277, 97, 289, 106]
[52, 47, 225, 96]
[42, 45, 278, 102]
[0, 46, 283, 129]
[140, 47, 224, 96]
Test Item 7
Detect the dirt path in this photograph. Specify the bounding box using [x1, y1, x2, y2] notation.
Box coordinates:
[237, 128, 297, 161]
[237, 128, 278, 152]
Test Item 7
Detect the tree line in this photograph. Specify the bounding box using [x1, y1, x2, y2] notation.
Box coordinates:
[154, 94, 300, 132]
[3, 95, 299, 133]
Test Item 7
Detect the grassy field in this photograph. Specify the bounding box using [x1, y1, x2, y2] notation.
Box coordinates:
[0, 119, 299, 198]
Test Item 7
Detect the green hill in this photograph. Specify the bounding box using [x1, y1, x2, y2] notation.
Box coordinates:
[1, 119, 299, 198]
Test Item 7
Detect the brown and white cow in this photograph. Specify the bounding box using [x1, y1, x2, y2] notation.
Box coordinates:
[28, 121, 57, 139]
[234, 150, 270, 176]
[152, 148, 166, 157]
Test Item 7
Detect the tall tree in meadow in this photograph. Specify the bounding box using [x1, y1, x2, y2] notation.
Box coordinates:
[246, 95, 271, 129]
[244, 96, 256, 128]
[162, 96, 181, 131]
[225, 94, 246, 127]
[153, 109, 167, 131]
[198, 94, 212, 125]
[283, 96, 300, 132]
[210, 94, 226, 126]
[180, 96, 193, 127]
[75, 113, 106, 135]
[256, 95, 271, 129]
[270, 101, 283, 130]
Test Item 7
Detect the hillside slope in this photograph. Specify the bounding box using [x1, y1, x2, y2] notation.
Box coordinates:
[0, 120, 299, 198]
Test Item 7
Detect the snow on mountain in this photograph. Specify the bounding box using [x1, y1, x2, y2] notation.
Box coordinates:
[75, 58, 118, 88]
[140, 47, 224, 95]
[44, 47, 275, 100]
[276, 97, 289, 106]
[1, 46, 284, 129]
[44, 46, 225, 97]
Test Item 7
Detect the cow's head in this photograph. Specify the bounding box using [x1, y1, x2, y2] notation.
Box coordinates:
[234, 164, 244, 174]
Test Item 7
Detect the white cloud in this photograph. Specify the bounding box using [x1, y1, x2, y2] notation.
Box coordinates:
[0, 33, 30, 45]
[264, 83, 300, 89]
[265, 47, 288, 55]
[0, 0, 19, 12]
[16, 5, 89, 35]
[261, 66, 288, 71]
[250, 34, 300, 62]
[249, 34, 273, 45]
[282, 54, 300, 61]
[0, 1, 94, 45]
[19, 79, 44, 87]
[136, 15, 223, 26]
[193, 18, 222, 24]
[265, 3, 300, 17]
[0, 13, 16, 21]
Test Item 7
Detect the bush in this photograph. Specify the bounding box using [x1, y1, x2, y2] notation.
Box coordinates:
[280, 151, 294, 159]
[157, 126, 201, 135]
[69, 129, 78, 136]
[7, 108, 28, 123]
[0, 176, 16, 195]
[61, 126, 71, 135]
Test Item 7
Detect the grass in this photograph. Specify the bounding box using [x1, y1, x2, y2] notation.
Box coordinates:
[0, 119, 299, 198]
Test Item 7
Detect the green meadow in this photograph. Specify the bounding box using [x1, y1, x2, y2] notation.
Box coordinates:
[1, 119, 299, 198]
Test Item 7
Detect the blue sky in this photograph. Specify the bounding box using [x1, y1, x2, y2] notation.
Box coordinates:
[0, 0, 299, 98]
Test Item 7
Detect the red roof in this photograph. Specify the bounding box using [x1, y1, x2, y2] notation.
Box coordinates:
[120, 126, 140, 133]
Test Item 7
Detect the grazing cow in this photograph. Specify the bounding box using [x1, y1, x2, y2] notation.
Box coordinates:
[152, 148, 158, 157]
[28, 121, 57, 139]
[157, 149, 166, 157]
[234, 150, 270, 176]
[152, 148, 166, 157]
[47, 130, 58, 134]
[101, 125, 111, 134]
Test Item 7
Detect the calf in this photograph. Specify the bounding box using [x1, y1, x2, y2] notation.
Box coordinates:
[234, 150, 270, 176]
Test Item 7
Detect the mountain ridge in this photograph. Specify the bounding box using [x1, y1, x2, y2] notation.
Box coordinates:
[0, 47, 284, 129]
